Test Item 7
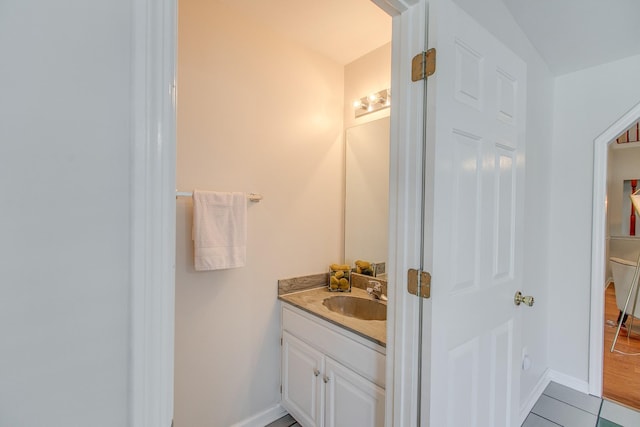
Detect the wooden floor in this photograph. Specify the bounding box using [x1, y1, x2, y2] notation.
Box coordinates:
[603, 283, 640, 409]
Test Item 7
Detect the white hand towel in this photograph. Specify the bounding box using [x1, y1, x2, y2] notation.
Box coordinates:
[192, 190, 247, 271]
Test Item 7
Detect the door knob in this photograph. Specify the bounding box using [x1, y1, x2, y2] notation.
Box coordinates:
[514, 291, 534, 307]
[313, 368, 320, 377]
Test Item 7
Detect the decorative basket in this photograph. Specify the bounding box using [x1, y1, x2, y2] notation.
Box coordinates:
[328, 264, 351, 292]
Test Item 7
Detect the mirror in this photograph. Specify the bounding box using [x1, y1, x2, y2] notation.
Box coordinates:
[344, 116, 390, 274]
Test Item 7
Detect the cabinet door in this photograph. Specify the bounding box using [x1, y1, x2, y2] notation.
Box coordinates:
[324, 357, 385, 427]
[282, 332, 323, 427]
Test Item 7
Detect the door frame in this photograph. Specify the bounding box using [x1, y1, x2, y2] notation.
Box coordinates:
[130, 0, 426, 425]
[589, 101, 640, 397]
[130, 0, 177, 425]
[377, 1, 428, 426]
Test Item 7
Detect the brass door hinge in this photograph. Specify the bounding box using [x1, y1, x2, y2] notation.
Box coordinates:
[408, 268, 431, 299]
[411, 48, 436, 82]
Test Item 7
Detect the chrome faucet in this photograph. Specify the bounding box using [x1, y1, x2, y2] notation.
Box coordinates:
[366, 280, 387, 301]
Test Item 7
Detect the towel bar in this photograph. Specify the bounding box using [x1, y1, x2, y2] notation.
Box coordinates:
[175, 191, 262, 202]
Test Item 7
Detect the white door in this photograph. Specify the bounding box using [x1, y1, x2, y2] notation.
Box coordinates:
[324, 357, 385, 427]
[422, 0, 527, 425]
[282, 332, 324, 427]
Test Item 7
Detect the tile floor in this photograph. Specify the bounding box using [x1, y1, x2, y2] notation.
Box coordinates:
[268, 382, 640, 426]
[523, 382, 640, 427]
[265, 413, 299, 427]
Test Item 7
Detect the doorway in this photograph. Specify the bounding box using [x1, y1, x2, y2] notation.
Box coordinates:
[173, 1, 393, 426]
[589, 101, 640, 409]
[132, 0, 478, 425]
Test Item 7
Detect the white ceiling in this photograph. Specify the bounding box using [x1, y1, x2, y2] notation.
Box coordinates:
[220, 0, 640, 75]
[217, 0, 392, 65]
[501, 0, 640, 75]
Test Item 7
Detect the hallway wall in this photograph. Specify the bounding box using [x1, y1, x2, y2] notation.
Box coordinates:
[549, 53, 640, 384]
[0, 1, 132, 425]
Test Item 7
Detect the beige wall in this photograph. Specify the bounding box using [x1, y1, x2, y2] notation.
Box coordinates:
[175, 1, 344, 425]
[342, 43, 391, 267]
[344, 43, 392, 130]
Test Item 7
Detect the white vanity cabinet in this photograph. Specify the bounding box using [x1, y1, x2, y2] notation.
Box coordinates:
[281, 304, 385, 427]
[323, 356, 385, 427]
[282, 332, 323, 427]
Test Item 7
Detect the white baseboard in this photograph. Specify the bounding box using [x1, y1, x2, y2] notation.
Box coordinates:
[229, 404, 287, 427]
[605, 277, 613, 289]
[519, 368, 551, 424]
[548, 369, 590, 394]
[518, 369, 590, 424]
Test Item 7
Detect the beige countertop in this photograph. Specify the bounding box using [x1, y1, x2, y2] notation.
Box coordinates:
[278, 286, 386, 347]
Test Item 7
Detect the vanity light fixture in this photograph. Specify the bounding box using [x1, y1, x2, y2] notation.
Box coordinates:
[353, 88, 390, 118]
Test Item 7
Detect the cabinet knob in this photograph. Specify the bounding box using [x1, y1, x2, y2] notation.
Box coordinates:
[323, 376, 330, 383]
[313, 369, 320, 377]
